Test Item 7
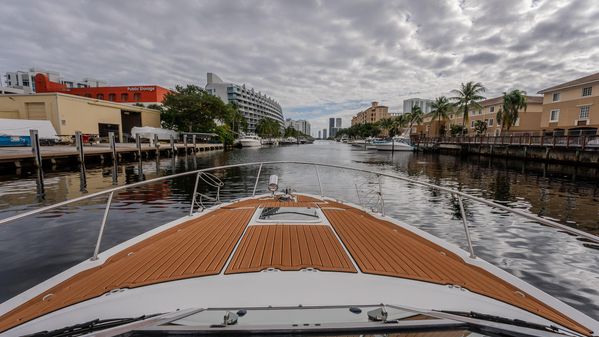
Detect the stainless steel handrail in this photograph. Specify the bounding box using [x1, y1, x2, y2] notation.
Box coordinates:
[0, 161, 597, 247]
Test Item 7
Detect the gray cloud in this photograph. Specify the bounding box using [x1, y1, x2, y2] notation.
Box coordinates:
[0, 0, 598, 134]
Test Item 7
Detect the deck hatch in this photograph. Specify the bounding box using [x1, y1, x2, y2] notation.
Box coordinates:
[258, 207, 320, 222]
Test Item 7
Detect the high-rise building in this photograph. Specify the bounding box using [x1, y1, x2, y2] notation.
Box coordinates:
[328, 118, 337, 138]
[285, 119, 311, 135]
[205, 73, 284, 133]
[403, 98, 433, 114]
[322, 129, 327, 139]
[335, 118, 342, 128]
[318, 130, 322, 139]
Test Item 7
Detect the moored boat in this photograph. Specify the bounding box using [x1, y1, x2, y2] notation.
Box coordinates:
[0, 161, 597, 337]
[236, 134, 262, 147]
[374, 135, 415, 151]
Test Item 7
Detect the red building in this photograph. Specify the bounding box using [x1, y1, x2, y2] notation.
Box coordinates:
[34, 74, 169, 105]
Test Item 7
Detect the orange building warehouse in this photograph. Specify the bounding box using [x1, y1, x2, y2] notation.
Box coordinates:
[34, 74, 169, 106]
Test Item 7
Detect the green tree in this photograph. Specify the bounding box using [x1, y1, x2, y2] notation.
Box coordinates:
[256, 118, 281, 138]
[377, 118, 394, 136]
[450, 81, 486, 134]
[450, 124, 466, 136]
[223, 102, 247, 134]
[497, 89, 527, 135]
[161, 85, 230, 132]
[474, 120, 488, 135]
[407, 105, 424, 130]
[430, 96, 451, 136]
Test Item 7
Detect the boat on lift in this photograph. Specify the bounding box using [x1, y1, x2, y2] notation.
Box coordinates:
[0, 161, 597, 337]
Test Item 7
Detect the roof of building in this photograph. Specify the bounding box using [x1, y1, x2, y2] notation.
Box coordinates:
[537, 71, 599, 94]
[0, 92, 161, 113]
[479, 95, 543, 106]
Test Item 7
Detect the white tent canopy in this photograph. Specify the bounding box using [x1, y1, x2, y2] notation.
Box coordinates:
[0, 119, 59, 140]
[131, 126, 178, 140]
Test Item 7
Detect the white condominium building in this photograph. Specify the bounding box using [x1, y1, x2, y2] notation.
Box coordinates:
[403, 98, 433, 114]
[205, 73, 284, 133]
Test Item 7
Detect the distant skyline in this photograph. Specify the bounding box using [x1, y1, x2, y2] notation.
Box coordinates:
[1, 0, 598, 135]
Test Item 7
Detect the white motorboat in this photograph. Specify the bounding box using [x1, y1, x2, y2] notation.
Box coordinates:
[0, 161, 597, 337]
[236, 134, 262, 147]
[374, 136, 415, 151]
[261, 138, 279, 146]
[350, 139, 366, 147]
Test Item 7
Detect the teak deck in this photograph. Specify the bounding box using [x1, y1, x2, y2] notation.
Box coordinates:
[0, 195, 592, 335]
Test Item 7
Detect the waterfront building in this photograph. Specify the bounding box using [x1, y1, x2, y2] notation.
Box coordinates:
[537, 71, 599, 136]
[350, 101, 390, 126]
[403, 98, 432, 114]
[335, 117, 342, 128]
[286, 118, 311, 135]
[0, 93, 160, 141]
[418, 95, 543, 137]
[205, 73, 284, 133]
[33, 74, 169, 107]
[322, 129, 327, 139]
[4, 68, 106, 93]
[318, 130, 322, 139]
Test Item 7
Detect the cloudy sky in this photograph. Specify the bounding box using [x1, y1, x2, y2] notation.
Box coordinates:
[1, 0, 598, 135]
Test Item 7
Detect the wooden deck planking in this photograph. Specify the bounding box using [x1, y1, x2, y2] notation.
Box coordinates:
[226, 225, 356, 274]
[0, 208, 253, 333]
[322, 208, 591, 336]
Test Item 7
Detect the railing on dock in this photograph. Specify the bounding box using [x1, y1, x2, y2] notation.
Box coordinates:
[0, 161, 597, 263]
[417, 135, 599, 149]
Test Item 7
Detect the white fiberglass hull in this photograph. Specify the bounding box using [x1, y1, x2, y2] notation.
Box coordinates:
[238, 139, 262, 147]
[2, 192, 597, 336]
[375, 142, 414, 151]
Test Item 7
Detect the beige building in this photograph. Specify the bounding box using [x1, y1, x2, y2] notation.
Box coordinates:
[468, 96, 544, 136]
[0, 93, 160, 141]
[417, 96, 543, 137]
[351, 101, 390, 126]
[537, 71, 599, 136]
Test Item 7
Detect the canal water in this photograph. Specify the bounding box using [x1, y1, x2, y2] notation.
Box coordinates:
[1, 141, 598, 319]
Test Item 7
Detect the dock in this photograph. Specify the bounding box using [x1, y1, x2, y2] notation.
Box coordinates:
[0, 142, 224, 171]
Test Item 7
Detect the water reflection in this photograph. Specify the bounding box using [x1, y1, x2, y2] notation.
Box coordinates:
[0, 142, 597, 318]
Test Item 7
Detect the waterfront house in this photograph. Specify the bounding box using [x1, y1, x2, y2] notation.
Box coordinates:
[538, 71, 599, 136]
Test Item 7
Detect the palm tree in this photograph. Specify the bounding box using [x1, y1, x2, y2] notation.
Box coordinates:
[496, 89, 527, 135]
[450, 82, 486, 134]
[430, 96, 451, 136]
[377, 118, 394, 137]
[391, 114, 409, 136]
[256, 118, 281, 138]
[407, 105, 424, 131]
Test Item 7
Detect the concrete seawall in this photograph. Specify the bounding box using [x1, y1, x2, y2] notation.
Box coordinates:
[425, 144, 599, 166]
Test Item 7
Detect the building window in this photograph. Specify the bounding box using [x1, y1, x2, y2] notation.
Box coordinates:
[550, 109, 560, 122]
[133, 93, 141, 101]
[488, 118, 494, 126]
[489, 106, 494, 113]
[552, 93, 560, 102]
[470, 120, 475, 128]
[96, 94, 104, 100]
[121, 93, 128, 101]
[582, 87, 592, 97]
[579, 105, 590, 119]
[514, 118, 520, 126]
[108, 93, 116, 101]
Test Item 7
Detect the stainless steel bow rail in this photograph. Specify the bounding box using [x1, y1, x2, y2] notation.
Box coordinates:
[0, 161, 597, 262]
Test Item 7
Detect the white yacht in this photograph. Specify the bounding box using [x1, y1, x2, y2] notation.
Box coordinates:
[236, 134, 262, 147]
[374, 135, 415, 151]
[0, 162, 597, 337]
